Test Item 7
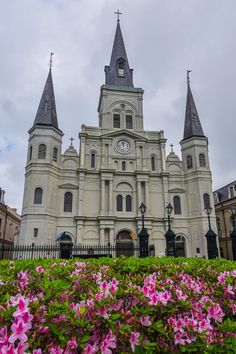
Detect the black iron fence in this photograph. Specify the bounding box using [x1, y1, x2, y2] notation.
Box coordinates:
[0, 242, 143, 260]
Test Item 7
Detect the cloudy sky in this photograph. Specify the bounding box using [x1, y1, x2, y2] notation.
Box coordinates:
[0, 0, 236, 212]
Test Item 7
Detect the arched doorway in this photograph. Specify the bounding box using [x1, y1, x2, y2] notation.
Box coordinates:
[57, 232, 73, 259]
[175, 234, 186, 257]
[116, 230, 134, 257]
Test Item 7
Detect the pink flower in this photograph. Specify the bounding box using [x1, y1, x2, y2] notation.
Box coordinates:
[140, 316, 152, 326]
[198, 318, 212, 333]
[13, 296, 30, 317]
[1, 343, 15, 354]
[33, 350, 42, 354]
[176, 289, 188, 301]
[208, 304, 224, 322]
[130, 332, 140, 352]
[0, 326, 8, 346]
[8, 319, 31, 343]
[49, 346, 63, 354]
[16, 341, 29, 354]
[148, 292, 158, 305]
[82, 342, 99, 354]
[100, 331, 117, 354]
[217, 275, 225, 284]
[174, 332, 185, 345]
[36, 266, 44, 273]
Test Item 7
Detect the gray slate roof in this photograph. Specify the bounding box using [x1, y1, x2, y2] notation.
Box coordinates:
[214, 180, 236, 204]
[33, 69, 59, 129]
[105, 21, 134, 87]
[183, 84, 205, 140]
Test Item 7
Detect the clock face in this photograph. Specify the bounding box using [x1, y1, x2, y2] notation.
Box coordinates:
[117, 140, 130, 153]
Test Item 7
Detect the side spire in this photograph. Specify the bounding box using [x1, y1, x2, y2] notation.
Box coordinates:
[105, 14, 133, 87]
[183, 71, 205, 141]
[33, 58, 59, 130]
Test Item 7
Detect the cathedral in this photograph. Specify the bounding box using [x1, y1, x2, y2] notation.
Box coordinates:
[18, 19, 216, 258]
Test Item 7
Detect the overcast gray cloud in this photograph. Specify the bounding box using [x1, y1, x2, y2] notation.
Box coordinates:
[0, 0, 236, 212]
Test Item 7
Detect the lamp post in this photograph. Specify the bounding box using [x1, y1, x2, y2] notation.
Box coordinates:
[205, 206, 219, 259]
[229, 207, 236, 260]
[165, 203, 176, 257]
[138, 202, 149, 258]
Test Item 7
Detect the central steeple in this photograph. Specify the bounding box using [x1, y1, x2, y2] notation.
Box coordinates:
[105, 17, 134, 87]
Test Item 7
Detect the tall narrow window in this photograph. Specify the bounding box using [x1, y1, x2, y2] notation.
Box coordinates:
[173, 196, 181, 214]
[38, 144, 46, 159]
[203, 193, 210, 209]
[117, 195, 123, 211]
[34, 188, 43, 204]
[126, 115, 133, 129]
[53, 147, 58, 162]
[199, 153, 206, 167]
[64, 192, 73, 212]
[29, 146, 33, 160]
[117, 58, 125, 77]
[91, 153, 95, 168]
[216, 218, 221, 236]
[122, 161, 126, 171]
[33, 228, 38, 238]
[126, 195, 132, 212]
[187, 155, 193, 169]
[151, 156, 155, 171]
[113, 114, 120, 128]
[229, 186, 234, 198]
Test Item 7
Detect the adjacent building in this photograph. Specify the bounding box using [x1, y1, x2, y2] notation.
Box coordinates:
[214, 181, 236, 260]
[0, 188, 21, 244]
[18, 19, 216, 258]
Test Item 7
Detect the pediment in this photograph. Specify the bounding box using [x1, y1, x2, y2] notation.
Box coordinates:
[58, 183, 79, 189]
[168, 188, 185, 193]
[101, 129, 147, 141]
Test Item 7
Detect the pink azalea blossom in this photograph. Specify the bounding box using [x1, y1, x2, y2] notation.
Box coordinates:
[13, 296, 30, 317]
[33, 350, 42, 354]
[49, 346, 64, 354]
[130, 332, 140, 352]
[100, 331, 117, 354]
[176, 288, 188, 301]
[198, 318, 212, 333]
[8, 319, 31, 343]
[174, 331, 185, 345]
[208, 304, 224, 322]
[0, 326, 8, 346]
[140, 316, 152, 326]
[36, 266, 44, 273]
[1, 343, 15, 354]
[82, 342, 99, 354]
[16, 341, 29, 354]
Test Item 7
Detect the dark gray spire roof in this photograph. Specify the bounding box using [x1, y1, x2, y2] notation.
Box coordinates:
[105, 21, 134, 87]
[33, 69, 59, 129]
[183, 82, 205, 141]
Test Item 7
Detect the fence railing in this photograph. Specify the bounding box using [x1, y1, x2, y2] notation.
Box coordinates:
[0, 242, 143, 260]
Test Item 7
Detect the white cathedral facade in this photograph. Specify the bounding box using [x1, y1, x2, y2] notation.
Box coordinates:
[18, 20, 216, 258]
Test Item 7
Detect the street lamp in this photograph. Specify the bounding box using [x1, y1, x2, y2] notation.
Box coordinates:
[229, 207, 236, 260]
[165, 203, 176, 257]
[204, 205, 219, 259]
[138, 202, 149, 258]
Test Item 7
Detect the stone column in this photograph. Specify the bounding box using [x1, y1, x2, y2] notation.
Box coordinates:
[109, 180, 113, 215]
[160, 141, 166, 172]
[109, 228, 115, 246]
[137, 181, 141, 213]
[78, 172, 85, 216]
[145, 181, 150, 213]
[80, 137, 85, 168]
[100, 179, 105, 214]
[100, 228, 105, 245]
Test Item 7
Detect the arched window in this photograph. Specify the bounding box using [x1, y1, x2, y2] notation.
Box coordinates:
[34, 188, 43, 204]
[126, 195, 132, 212]
[203, 193, 210, 209]
[173, 196, 181, 215]
[113, 114, 120, 128]
[186, 155, 193, 169]
[216, 217, 221, 236]
[117, 58, 125, 77]
[117, 195, 123, 211]
[91, 153, 95, 168]
[199, 153, 206, 167]
[151, 156, 155, 171]
[126, 115, 133, 129]
[38, 144, 46, 159]
[53, 147, 58, 162]
[29, 146, 33, 161]
[122, 161, 126, 171]
[64, 192, 73, 212]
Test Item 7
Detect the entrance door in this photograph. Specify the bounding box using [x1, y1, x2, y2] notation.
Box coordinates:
[116, 230, 134, 257]
[59, 234, 73, 259]
[175, 235, 186, 257]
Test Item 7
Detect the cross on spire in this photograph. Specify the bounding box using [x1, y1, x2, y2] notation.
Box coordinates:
[69, 137, 74, 148]
[187, 70, 191, 85]
[114, 9, 122, 22]
[170, 144, 174, 153]
[49, 52, 54, 69]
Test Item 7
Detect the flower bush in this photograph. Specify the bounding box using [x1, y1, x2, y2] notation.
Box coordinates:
[0, 257, 235, 353]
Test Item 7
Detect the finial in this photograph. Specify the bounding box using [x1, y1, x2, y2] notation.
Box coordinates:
[49, 52, 54, 69]
[187, 70, 191, 85]
[170, 144, 174, 153]
[114, 9, 122, 22]
[69, 137, 74, 148]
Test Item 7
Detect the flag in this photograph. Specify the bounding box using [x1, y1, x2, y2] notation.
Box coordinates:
[130, 231, 135, 240]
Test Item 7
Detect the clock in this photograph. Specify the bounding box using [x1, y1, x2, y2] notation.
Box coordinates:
[117, 140, 131, 153]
